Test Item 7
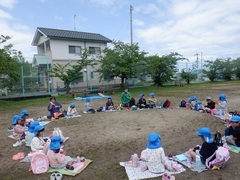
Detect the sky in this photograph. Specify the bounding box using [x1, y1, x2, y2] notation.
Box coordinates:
[1, 0, 240, 69]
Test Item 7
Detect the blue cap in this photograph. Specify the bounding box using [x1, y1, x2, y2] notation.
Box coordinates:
[34, 125, 44, 136]
[196, 127, 213, 143]
[230, 116, 240, 123]
[149, 93, 155, 97]
[11, 115, 23, 125]
[70, 103, 75, 108]
[147, 132, 161, 149]
[218, 94, 226, 101]
[189, 96, 197, 101]
[139, 94, 144, 98]
[28, 121, 40, 133]
[86, 98, 90, 102]
[50, 141, 61, 150]
[20, 110, 29, 117]
[51, 136, 63, 143]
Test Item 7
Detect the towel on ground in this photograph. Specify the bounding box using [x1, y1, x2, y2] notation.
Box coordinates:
[120, 159, 185, 180]
[48, 159, 92, 176]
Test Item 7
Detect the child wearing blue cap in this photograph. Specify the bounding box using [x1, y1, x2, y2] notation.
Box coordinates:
[47, 136, 74, 170]
[12, 115, 26, 147]
[138, 94, 149, 109]
[216, 94, 227, 116]
[67, 103, 79, 117]
[47, 96, 65, 119]
[83, 98, 95, 113]
[31, 125, 49, 154]
[148, 93, 157, 108]
[187, 127, 217, 164]
[225, 116, 240, 147]
[25, 121, 40, 147]
[140, 132, 169, 173]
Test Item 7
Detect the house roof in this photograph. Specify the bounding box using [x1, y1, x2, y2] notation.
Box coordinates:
[32, 54, 52, 67]
[32, 27, 112, 45]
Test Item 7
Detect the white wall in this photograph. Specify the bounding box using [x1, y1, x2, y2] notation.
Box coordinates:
[50, 39, 107, 60]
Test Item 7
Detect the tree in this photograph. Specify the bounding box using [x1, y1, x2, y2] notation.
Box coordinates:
[49, 50, 94, 93]
[203, 59, 222, 81]
[203, 58, 234, 81]
[180, 69, 197, 84]
[0, 35, 21, 89]
[233, 57, 240, 79]
[97, 41, 146, 86]
[145, 52, 185, 86]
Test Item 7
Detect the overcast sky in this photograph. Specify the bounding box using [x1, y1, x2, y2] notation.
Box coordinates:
[0, 0, 240, 67]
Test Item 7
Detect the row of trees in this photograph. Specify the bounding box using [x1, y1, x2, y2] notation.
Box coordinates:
[1, 35, 240, 93]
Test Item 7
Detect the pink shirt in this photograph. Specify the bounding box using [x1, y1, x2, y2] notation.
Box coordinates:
[13, 124, 24, 139]
[47, 150, 65, 168]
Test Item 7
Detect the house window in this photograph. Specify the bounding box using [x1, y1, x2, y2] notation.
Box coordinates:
[103, 74, 114, 81]
[90, 72, 94, 79]
[89, 47, 101, 55]
[69, 46, 81, 54]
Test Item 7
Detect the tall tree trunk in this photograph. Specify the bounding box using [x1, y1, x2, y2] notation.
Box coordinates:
[121, 77, 124, 87]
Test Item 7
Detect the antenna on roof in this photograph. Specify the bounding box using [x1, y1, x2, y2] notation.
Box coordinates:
[74, 15, 76, 30]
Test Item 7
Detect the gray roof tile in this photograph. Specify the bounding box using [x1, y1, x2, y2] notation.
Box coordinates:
[37, 27, 112, 42]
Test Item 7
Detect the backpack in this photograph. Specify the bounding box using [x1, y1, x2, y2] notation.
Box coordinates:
[214, 131, 223, 146]
[129, 98, 136, 107]
[194, 101, 202, 111]
[180, 100, 186, 107]
[205, 146, 230, 169]
[29, 151, 49, 174]
[97, 107, 103, 112]
[163, 99, 171, 108]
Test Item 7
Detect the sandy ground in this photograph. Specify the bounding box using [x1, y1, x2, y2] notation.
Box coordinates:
[1, 83, 240, 180]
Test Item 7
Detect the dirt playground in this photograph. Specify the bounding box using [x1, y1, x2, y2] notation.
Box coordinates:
[0, 83, 240, 180]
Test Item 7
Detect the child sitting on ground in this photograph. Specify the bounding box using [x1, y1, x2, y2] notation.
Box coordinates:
[138, 94, 149, 109]
[216, 94, 227, 116]
[47, 96, 65, 119]
[47, 136, 74, 170]
[25, 121, 40, 147]
[31, 125, 49, 154]
[225, 116, 240, 147]
[8, 109, 29, 131]
[83, 98, 95, 113]
[148, 93, 157, 108]
[106, 98, 114, 110]
[202, 96, 215, 113]
[12, 115, 26, 147]
[187, 127, 217, 165]
[67, 103, 79, 117]
[140, 132, 169, 173]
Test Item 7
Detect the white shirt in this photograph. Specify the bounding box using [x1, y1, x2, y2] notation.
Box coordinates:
[26, 132, 34, 147]
[141, 147, 167, 173]
[218, 100, 227, 112]
[31, 136, 45, 151]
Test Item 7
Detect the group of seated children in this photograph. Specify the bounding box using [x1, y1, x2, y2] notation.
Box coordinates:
[137, 93, 158, 109]
[11, 113, 80, 171]
[186, 94, 228, 117]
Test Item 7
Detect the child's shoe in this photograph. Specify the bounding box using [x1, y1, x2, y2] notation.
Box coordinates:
[162, 173, 175, 180]
[66, 165, 74, 170]
[13, 141, 22, 147]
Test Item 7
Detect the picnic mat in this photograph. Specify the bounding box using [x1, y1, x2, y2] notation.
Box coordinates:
[173, 153, 206, 172]
[119, 159, 186, 180]
[48, 159, 92, 176]
[228, 144, 240, 153]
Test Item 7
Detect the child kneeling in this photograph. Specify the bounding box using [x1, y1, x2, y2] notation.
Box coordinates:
[47, 136, 74, 170]
[140, 132, 169, 173]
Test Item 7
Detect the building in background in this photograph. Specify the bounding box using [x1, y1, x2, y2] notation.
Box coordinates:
[32, 27, 120, 92]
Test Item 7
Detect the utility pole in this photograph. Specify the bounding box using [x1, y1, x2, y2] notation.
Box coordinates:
[130, 5, 133, 45]
[74, 15, 76, 30]
[194, 53, 199, 70]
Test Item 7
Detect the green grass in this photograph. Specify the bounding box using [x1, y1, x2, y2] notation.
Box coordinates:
[1, 80, 239, 112]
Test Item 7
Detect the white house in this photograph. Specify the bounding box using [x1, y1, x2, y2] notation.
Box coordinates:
[32, 27, 120, 92]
